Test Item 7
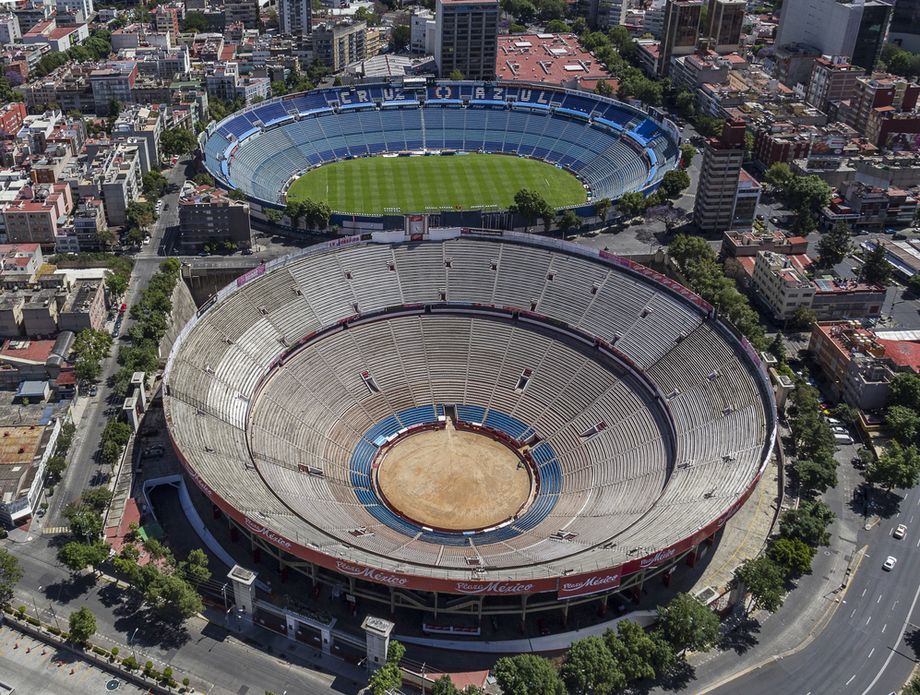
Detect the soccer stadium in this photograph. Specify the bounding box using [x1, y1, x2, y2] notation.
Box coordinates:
[199, 80, 681, 222]
[163, 230, 777, 622]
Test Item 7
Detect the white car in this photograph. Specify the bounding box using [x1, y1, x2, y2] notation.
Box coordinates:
[894, 524, 907, 540]
[826, 417, 842, 425]
[832, 426, 849, 435]
[883, 556, 897, 571]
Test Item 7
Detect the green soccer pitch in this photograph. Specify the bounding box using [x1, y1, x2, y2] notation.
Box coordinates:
[285, 154, 588, 215]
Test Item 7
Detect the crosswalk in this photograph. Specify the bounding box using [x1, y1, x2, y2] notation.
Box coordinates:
[41, 526, 70, 536]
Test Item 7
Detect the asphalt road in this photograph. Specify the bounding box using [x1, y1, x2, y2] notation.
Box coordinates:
[43, 158, 188, 530]
[714, 487, 920, 695]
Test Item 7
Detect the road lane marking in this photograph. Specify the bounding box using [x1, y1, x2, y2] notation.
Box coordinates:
[846, 674, 856, 685]
[877, 594, 882, 603]
[850, 609, 857, 618]
[861, 588, 867, 597]
[882, 623, 887, 633]
[868, 648, 875, 658]
[866, 616, 872, 625]
[861, 581, 920, 695]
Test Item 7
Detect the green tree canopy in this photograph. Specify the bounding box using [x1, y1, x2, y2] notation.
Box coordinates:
[768, 537, 815, 577]
[733, 556, 786, 612]
[0, 548, 23, 605]
[510, 189, 554, 226]
[884, 405, 920, 446]
[160, 128, 198, 156]
[58, 540, 110, 574]
[367, 662, 402, 695]
[764, 162, 793, 189]
[494, 654, 565, 695]
[656, 593, 720, 654]
[69, 607, 97, 645]
[865, 442, 920, 490]
[779, 499, 835, 547]
[817, 221, 852, 267]
[142, 170, 168, 198]
[890, 372, 920, 411]
[859, 244, 892, 286]
[560, 635, 625, 695]
[679, 143, 696, 167]
[660, 169, 691, 198]
[616, 191, 647, 218]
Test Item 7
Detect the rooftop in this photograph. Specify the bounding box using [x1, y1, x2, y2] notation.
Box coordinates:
[495, 33, 612, 86]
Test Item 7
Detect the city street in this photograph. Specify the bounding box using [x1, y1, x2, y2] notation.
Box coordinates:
[40, 156, 189, 531]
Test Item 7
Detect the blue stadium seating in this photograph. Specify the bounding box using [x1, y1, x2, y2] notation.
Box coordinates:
[203, 82, 680, 207]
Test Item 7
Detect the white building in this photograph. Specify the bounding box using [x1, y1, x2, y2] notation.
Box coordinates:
[0, 13, 20, 44]
[751, 251, 816, 321]
[55, 0, 93, 19]
[411, 8, 436, 54]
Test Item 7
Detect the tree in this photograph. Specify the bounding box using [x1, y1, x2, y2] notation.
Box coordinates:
[779, 500, 835, 547]
[431, 675, 461, 695]
[367, 663, 402, 695]
[769, 537, 815, 577]
[106, 270, 129, 298]
[81, 487, 114, 512]
[733, 556, 786, 612]
[865, 443, 920, 491]
[145, 573, 204, 618]
[794, 458, 837, 495]
[817, 221, 852, 267]
[903, 676, 920, 695]
[0, 548, 23, 605]
[64, 503, 103, 541]
[142, 170, 168, 198]
[908, 273, 920, 296]
[386, 640, 405, 664]
[449, 69, 465, 80]
[859, 244, 892, 286]
[179, 548, 211, 584]
[494, 654, 565, 695]
[783, 176, 832, 232]
[265, 208, 283, 224]
[594, 198, 611, 223]
[390, 23, 410, 51]
[764, 162, 793, 190]
[594, 80, 613, 97]
[679, 143, 696, 168]
[46, 455, 67, 480]
[228, 188, 248, 201]
[605, 620, 673, 682]
[557, 209, 580, 237]
[660, 169, 691, 198]
[560, 635, 625, 695]
[193, 172, 215, 187]
[890, 372, 920, 411]
[885, 405, 920, 446]
[160, 128, 198, 156]
[617, 191, 646, 218]
[768, 333, 787, 364]
[183, 11, 208, 31]
[126, 201, 156, 230]
[69, 607, 96, 645]
[656, 593, 720, 655]
[791, 305, 817, 330]
[510, 189, 553, 230]
[58, 541, 109, 574]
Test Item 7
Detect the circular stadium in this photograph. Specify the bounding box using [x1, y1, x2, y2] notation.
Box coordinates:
[199, 80, 682, 219]
[163, 230, 777, 619]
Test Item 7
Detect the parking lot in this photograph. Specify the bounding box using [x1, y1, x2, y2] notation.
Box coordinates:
[0, 626, 148, 695]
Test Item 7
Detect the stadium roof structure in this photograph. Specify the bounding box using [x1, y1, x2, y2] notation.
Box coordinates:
[164, 230, 776, 598]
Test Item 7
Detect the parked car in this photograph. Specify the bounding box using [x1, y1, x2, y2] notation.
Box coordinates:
[142, 445, 164, 459]
[834, 433, 853, 445]
[832, 426, 849, 435]
[894, 524, 907, 539]
[883, 556, 897, 571]
[826, 417, 841, 425]
[89, 385, 97, 397]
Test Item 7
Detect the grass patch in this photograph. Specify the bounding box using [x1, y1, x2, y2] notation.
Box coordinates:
[286, 153, 587, 215]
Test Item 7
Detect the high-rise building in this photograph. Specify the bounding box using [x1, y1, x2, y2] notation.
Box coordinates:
[224, 0, 260, 29]
[805, 55, 864, 111]
[279, 0, 311, 36]
[434, 0, 498, 80]
[55, 0, 93, 20]
[411, 9, 436, 53]
[888, 0, 920, 52]
[693, 119, 748, 233]
[776, 0, 893, 72]
[312, 21, 367, 71]
[659, 0, 703, 76]
[577, 0, 625, 29]
[705, 0, 745, 53]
